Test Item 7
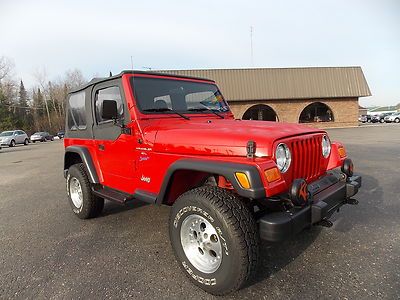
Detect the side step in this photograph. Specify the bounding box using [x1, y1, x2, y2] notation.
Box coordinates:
[91, 185, 157, 205]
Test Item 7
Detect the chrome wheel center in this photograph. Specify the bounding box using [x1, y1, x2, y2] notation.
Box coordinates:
[180, 214, 222, 273]
[69, 177, 83, 209]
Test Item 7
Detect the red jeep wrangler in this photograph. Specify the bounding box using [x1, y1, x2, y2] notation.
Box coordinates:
[64, 71, 361, 295]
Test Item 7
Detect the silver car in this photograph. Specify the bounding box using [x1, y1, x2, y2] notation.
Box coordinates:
[0, 130, 29, 147]
[384, 113, 400, 123]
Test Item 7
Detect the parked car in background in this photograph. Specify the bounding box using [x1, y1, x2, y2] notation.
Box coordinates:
[30, 132, 54, 142]
[384, 113, 400, 123]
[57, 130, 65, 139]
[0, 130, 29, 147]
[359, 115, 368, 123]
[371, 114, 383, 123]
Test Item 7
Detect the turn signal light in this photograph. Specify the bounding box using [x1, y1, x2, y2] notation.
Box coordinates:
[235, 172, 251, 189]
[338, 146, 346, 158]
[264, 167, 281, 183]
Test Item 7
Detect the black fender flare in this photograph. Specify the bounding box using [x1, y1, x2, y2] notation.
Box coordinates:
[156, 159, 266, 204]
[64, 146, 99, 183]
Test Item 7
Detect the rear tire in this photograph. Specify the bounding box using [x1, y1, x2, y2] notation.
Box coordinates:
[395, 118, 400, 123]
[24, 139, 29, 145]
[66, 163, 104, 219]
[169, 186, 259, 295]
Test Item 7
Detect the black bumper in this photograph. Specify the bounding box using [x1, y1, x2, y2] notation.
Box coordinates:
[259, 171, 362, 242]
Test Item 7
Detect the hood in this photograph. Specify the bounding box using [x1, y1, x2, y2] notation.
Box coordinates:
[146, 118, 325, 157]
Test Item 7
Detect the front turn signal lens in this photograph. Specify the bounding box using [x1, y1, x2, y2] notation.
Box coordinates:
[264, 167, 281, 183]
[338, 146, 346, 158]
[235, 172, 251, 189]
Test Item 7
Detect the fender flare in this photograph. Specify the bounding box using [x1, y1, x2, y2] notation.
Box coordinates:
[156, 159, 266, 204]
[64, 146, 99, 183]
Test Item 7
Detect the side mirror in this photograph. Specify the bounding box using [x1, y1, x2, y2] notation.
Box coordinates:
[102, 100, 118, 120]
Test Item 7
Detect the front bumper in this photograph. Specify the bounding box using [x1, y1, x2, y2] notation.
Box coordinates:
[0, 140, 10, 146]
[259, 171, 362, 242]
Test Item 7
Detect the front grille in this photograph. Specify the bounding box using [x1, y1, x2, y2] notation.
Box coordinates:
[290, 135, 323, 182]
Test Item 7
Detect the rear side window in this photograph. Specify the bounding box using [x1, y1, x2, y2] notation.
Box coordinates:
[68, 92, 86, 130]
[95, 87, 124, 123]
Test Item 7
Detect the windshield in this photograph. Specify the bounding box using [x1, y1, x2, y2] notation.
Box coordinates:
[131, 77, 230, 114]
[33, 132, 43, 135]
[0, 131, 14, 137]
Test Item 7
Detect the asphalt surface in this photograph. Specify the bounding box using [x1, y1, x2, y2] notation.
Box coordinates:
[0, 125, 399, 299]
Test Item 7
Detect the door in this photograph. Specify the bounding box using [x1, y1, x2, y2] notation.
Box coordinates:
[16, 131, 24, 143]
[92, 81, 138, 194]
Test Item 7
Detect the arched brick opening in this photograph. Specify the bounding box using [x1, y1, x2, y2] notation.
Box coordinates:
[299, 102, 334, 123]
[242, 104, 279, 121]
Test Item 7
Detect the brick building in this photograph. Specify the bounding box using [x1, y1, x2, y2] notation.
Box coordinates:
[161, 67, 371, 128]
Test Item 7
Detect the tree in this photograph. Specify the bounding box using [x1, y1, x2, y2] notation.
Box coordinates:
[18, 80, 28, 108]
[0, 56, 14, 83]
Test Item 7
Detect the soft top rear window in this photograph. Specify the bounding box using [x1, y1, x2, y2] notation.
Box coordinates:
[131, 77, 230, 114]
[68, 91, 86, 130]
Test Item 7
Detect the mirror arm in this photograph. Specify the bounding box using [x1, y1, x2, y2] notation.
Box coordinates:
[113, 118, 131, 135]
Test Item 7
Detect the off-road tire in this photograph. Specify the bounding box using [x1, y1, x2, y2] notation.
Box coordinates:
[66, 163, 104, 219]
[169, 186, 259, 295]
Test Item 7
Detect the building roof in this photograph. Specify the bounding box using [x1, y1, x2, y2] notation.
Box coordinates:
[369, 105, 398, 112]
[157, 67, 371, 101]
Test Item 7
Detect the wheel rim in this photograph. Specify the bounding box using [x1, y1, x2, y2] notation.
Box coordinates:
[180, 214, 222, 273]
[69, 177, 83, 208]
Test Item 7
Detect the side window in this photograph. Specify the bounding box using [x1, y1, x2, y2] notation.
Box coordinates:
[68, 92, 86, 130]
[95, 86, 124, 124]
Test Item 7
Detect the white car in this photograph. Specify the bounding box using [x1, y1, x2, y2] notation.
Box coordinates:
[0, 130, 30, 147]
[384, 113, 400, 123]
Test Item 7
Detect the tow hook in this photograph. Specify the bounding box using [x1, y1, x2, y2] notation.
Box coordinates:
[346, 198, 359, 205]
[316, 219, 333, 228]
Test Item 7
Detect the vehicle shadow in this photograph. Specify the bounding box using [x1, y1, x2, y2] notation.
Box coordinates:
[245, 172, 379, 289]
[100, 199, 150, 217]
[248, 225, 322, 287]
[328, 173, 383, 233]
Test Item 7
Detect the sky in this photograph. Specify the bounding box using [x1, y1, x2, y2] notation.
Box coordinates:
[0, 0, 399, 107]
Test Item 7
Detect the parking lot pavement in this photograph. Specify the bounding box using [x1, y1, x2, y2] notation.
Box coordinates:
[0, 126, 399, 299]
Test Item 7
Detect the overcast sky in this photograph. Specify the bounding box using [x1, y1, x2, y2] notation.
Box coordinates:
[1, 0, 399, 106]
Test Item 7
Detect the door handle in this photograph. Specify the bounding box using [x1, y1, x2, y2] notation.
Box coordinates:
[98, 144, 105, 151]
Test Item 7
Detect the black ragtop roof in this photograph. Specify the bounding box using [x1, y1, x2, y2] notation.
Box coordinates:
[69, 70, 215, 94]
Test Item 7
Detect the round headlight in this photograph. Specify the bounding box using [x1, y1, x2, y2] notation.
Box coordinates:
[275, 143, 291, 173]
[322, 135, 331, 158]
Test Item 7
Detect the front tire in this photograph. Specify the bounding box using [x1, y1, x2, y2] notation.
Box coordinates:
[9, 140, 15, 147]
[169, 186, 259, 295]
[66, 163, 104, 219]
[395, 118, 400, 123]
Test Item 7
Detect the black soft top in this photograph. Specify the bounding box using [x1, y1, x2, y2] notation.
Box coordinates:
[69, 70, 215, 94]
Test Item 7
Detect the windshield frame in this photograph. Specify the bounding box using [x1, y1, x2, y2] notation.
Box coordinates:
[129, 74, 232, 118]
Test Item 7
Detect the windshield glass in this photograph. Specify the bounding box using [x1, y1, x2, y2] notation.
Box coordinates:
[0, 131, 14, 137]
[33, 132, 43, 135]
[132, 77, 230, 114]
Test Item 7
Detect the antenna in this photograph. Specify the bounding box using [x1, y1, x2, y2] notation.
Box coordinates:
[109, 71, 112, 77]
[250, 26, 254, 66]
[130, 56, 134, 70]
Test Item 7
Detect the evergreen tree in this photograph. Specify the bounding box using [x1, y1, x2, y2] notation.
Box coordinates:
[18, 80, 28, 108]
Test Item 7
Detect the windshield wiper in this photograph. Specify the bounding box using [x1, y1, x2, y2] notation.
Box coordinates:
[187, 107, 225, 119]
[142, 108, 190, 120]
